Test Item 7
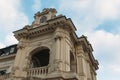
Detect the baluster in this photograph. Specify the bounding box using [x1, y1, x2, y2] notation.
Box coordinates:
[43, 67, 44, 74]
[26, 66, 49, 77]
[42, 68, 44, 74]
[44, 68, 45, 74]
[43, 68, 45, 74]
[38, 68, 39, 75]
[29, 70, 31, 76]
[35, 69, 36, 76]
[40, 68, 42, 74]
[28, 70, 30, 76]
[44, 68, 46, 74]
[31, 69, 32, 76]
[36, 69, 38, 75]
[33, 69, 35, 76]
[29, 70, 32, 76]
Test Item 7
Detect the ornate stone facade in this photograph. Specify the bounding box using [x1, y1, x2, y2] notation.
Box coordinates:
[0, 8, 99, 80]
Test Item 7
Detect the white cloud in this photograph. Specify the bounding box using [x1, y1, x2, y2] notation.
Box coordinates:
[86, 30, 120, 56]
[109, 64, 120, 73]
[0, 0, 29, 46]
[0, 42, 5, 48]
[58, 0, 120, 34]
[94, 0, 120, 20]
[59, 0, 120, 20]
[5, 33, 18, 46]
[59, 0, 91, 11]
[32, 0, 41, 12]
[58, 3, 120, 77]
[86, 30, 120, 77]
[0, 0, 28, 32]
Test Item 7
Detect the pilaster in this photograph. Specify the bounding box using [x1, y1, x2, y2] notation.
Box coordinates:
[12, 41, 28, 80]
[76, 45, 87, 80]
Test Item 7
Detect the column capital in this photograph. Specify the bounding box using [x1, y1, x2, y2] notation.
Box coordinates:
[54, 34, 63, 41]
[17, 43, 26, 49]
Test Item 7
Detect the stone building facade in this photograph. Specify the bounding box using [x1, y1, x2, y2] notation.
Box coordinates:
[0, 8, 99, 80]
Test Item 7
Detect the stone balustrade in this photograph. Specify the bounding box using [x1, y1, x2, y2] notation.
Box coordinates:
[0, 73, 10, 80]
[27, 66, 49, 77]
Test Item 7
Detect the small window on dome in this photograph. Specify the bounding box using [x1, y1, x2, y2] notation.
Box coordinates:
[40, 16, 47, 23]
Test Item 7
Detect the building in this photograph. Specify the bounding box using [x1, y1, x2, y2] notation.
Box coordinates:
[0, 8, 99, 80]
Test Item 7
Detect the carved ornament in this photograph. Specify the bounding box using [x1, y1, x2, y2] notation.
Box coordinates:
[17, 43, 26, 49]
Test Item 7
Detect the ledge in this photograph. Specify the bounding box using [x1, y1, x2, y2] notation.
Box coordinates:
[0, 54, 16, 60]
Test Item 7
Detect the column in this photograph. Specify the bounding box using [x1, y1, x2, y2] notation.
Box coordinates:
[54, 35, 61, 71]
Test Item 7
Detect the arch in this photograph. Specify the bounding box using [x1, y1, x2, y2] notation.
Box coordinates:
[30, 46, 49, 56]
[27, 43, 52, 56]
[29, 46, 50, 68]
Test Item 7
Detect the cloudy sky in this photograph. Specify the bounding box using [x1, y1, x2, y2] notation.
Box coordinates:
[0, 0, 120, 80]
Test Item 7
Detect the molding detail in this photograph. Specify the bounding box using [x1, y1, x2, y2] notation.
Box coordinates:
[12, 66, 19, 75]
[17, 43, 26, 49]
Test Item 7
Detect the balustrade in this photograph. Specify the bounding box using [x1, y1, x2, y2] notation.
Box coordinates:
[0, 73, 10, 80]
[27, 66, 48, 77]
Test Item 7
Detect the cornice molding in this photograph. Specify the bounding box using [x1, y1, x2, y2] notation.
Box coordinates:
[0, 54, 16, 60]
[14, 16, 75, 41]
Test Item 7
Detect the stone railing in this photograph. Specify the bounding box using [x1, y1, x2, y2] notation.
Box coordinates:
[27, 66, 49, 77]
[0, 73, 10, 80]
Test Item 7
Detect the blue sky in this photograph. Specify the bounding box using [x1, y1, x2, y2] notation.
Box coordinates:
[0, 0, 120, 80]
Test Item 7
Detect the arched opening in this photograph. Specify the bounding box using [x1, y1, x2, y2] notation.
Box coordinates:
[70, 51, 76, 72]
[30, 48, 50, 68]
[0, 70, 6, 76]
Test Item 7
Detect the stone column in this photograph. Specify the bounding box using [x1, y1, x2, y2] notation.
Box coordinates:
[54, 34, 62, 71]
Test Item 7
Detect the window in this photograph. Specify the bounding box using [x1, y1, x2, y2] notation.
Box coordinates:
[10, 47, 15, 53]
[70, 52, 76, 72]
[0, 51, 4, 56]
[0, 70, 6, 76]
[40, 16, 47, 23]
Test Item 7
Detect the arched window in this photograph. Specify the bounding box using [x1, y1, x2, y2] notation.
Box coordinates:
[30, 48, 50, 68]
[70, 51, 76, 72]
[40, 16, 47, 23]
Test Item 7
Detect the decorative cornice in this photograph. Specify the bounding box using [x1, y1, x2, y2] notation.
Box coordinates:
[14, 16, 74, 41]
[17, 43, 26, 49]
[34, 8, 57, 19]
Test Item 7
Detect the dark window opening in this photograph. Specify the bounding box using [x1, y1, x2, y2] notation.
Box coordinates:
[70, 52, 76, 72]
[0, 70, 6, 76]
[40, 16, 47, 23]
[31, 49, 50, 68]
[0, 44, 17, 57]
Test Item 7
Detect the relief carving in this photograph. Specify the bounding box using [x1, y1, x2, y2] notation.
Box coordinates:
[17, 43, 26, 49]
[54, 33, 63, 41]
[54, 59, 61, 71]
[23, 57, 30, 71]
[11, 66, 19, 75]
